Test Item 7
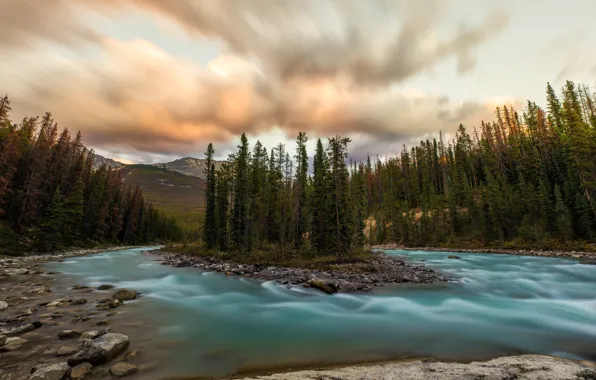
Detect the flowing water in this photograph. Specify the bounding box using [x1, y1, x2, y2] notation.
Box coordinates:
[47, 247, 596, 378]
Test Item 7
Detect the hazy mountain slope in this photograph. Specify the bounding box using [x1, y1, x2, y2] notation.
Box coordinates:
[91, 153, 125, 169]
[119, 165, 206, 213]
[152, 157, 225, 179]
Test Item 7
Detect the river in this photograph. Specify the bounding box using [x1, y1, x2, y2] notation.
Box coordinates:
[46, 247, 596, 379]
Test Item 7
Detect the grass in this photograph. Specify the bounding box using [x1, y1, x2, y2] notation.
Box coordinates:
[119, 166, 206, 213]
[163, 241, 377, 272]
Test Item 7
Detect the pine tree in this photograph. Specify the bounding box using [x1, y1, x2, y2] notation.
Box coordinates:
[293, 132, 308, 249]
[231, 134, 250, 251]
[37, 188, 63, 251]
[61, 178, 85, 245]
[204, 143, 216, 249]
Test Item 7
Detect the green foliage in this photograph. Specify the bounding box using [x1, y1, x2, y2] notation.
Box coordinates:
[0, 101, 181, 252]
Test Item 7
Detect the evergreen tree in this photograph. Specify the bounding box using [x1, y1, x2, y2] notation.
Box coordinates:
[204, 143, 216, 249]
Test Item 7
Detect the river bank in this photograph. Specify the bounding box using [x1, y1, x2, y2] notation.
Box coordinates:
[0, 247, 155, 380]
[234, 354, 596, 380]
[369, 243, 596, 260]
[151, 250, 448, 293]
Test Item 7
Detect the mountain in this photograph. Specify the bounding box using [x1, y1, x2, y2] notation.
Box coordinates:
[152, 157, 225, 179]
[91, 153, 125, 169]
[119, 165, 206, 213]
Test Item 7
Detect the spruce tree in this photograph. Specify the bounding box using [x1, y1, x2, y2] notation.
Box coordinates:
[204, 143, 216, 249]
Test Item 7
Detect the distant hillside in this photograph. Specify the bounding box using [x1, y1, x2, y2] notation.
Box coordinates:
[152, 157, 225, 179]
[92, 153, 125, 169]
[119, 165, 206, 213]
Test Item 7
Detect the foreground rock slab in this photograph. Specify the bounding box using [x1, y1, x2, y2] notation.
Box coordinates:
[68, 333, 130, 366]
[237, 355, 596, 380]
[70, 362, 93, 380]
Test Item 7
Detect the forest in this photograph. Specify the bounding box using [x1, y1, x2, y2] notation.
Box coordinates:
[0, 95, 181, 253]
[202, 80, 596, 257]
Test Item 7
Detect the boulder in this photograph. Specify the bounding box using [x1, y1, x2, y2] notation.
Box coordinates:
[68, 333, 130, 366]
[70, 362, 93, 380]
[112, 289, 137, 301]
[97, 284, 114, 290]
[110, 362, 139, 377]
[58, 330, 82, 339]
[0, 300, 8, 312]
[28, 362, 69, 380]
[2, 336, 27, 351]
[448, 255, 461, 259]
[57, 346, 79, 356]
[308, 278, 337, 294]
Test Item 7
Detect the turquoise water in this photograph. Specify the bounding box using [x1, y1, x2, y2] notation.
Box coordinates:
[49, 247, 596, 378]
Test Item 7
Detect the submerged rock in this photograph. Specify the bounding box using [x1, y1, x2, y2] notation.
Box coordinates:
[448, 255, 461, 259]
[28, 362, 69, 380]
[58, 330, 82, 339]
[70, 362, 93, 380]
[0, 334, 6, 346]
[2, 336, 27, 351]
[112, 289, 137, 301]
[56, 346, 79, 356]
[97, 284, 114, 290]
[0, 300, 8, 311]
[46, 298, 71, 307]
[81, 329, 111, 340]
[68, 333, 130, 366]
[308, 278, 337, 294]
[2, 323, 37, 336]
[110, 362, 139, 377]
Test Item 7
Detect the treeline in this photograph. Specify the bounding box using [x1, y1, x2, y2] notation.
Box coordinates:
[0, 95, 180, 252]
[366, 81, 596, 248]
[203, 133, 364, 257]
[203, 80, 596, 254]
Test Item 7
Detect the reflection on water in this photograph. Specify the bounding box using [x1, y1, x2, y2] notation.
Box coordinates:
[48, 247, 596, 378]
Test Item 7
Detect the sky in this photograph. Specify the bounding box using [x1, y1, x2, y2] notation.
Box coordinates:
[1, 0, 595, 164]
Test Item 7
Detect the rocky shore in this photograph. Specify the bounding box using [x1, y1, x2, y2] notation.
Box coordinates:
[151, 251, 449, 293]
[369, 243, 596, 260]
[0, 249, 145, 380]
[235, 355, 596, 380]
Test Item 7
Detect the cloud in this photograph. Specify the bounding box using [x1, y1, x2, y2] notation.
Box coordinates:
[5, 38, 510, 159]
[0, 0, 99, 49]
[104, 0, 509, 86]
[1, 0, 514, 161]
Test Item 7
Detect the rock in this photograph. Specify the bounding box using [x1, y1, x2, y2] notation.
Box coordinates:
[90, 367, 110, 378]
[97, 284, 114, 290]
[110, 362, 139, 377]
[81, 329, 111, 340]
[50, 312, 62, 319]
[58, 330, 82, 339]
[72, 285, 90, 290]
[72, 298, 88, 305]
[0, 334, 6, 346]
[28, 362, 69, 380]
[112, 289, 137, 301]
[68, 333, 130, 366]
[28, 286, 51, 295]
[96, 319, 111, 326]
[2, 323, 36, 336]
[2, 336, 27, 351]
[47, 298, 71, 307]
[447, 255, 461, 259]
[0, 300, 8, 312]
[70, 362, 93, 380]
[56, 346, 79, 356]
[123, 349, 139, 360]
[96, 305, 110, 311]
[308, 278, 337, 294]
[579, 259, 596, 265]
